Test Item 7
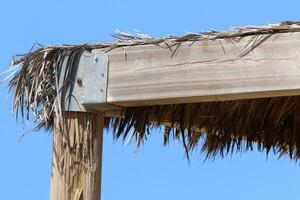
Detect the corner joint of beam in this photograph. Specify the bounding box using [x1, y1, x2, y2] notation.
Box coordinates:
[59, 50, 116, 112]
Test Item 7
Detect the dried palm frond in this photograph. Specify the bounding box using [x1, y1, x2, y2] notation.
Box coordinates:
[5, 21, 300, 160]
[109, 96, 300, 160]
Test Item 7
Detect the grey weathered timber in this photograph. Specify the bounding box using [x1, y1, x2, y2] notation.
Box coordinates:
[50, 112, 104, 200]
[58, 32, 300, 111]
[102, 32, 300, 107]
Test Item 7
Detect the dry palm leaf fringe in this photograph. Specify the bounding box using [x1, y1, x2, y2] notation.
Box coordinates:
[110, 97, 300, 161]
[6, 21, 300, 161]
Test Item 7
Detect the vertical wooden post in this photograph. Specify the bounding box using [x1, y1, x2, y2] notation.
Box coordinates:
[50, 112, 104, 200]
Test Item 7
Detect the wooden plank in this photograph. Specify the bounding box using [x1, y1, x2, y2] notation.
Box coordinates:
[99, 32, 300, 107]
[50, 112, 104, 200]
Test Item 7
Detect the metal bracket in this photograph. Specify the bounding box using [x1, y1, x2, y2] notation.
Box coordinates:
[59, 50, 113, 112]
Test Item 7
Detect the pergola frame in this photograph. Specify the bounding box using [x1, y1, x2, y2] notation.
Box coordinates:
[49, 31, 300, 199]
[7, 22, 300, 200]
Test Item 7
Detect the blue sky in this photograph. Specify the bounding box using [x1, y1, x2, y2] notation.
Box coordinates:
[1, 0, 300, 199]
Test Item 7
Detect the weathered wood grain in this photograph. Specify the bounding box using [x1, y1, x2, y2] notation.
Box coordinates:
[50, 112, 103, 200]
[98, 32, 300, 107]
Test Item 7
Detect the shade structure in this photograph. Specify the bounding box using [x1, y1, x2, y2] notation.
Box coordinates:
[7, 21, 300, 160]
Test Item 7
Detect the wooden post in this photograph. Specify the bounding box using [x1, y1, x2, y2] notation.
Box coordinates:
[50, 112, 104, 200]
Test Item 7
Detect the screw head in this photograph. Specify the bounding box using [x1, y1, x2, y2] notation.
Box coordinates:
[77, 78, 83, 87]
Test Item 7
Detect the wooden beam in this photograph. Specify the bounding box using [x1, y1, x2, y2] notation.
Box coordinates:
[50, 112, 104, 200]
[99, 32, 300, 107]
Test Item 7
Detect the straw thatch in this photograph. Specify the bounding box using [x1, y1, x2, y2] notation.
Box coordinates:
[6, 21, 300, 161]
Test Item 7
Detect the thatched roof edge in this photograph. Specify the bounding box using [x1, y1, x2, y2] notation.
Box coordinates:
[5, 21, 300, 161]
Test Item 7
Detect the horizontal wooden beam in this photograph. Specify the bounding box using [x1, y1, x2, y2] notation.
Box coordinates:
[95, 32, 300, 107]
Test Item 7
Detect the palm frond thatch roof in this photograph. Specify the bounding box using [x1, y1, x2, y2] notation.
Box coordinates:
[6, 21, 300, 161]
